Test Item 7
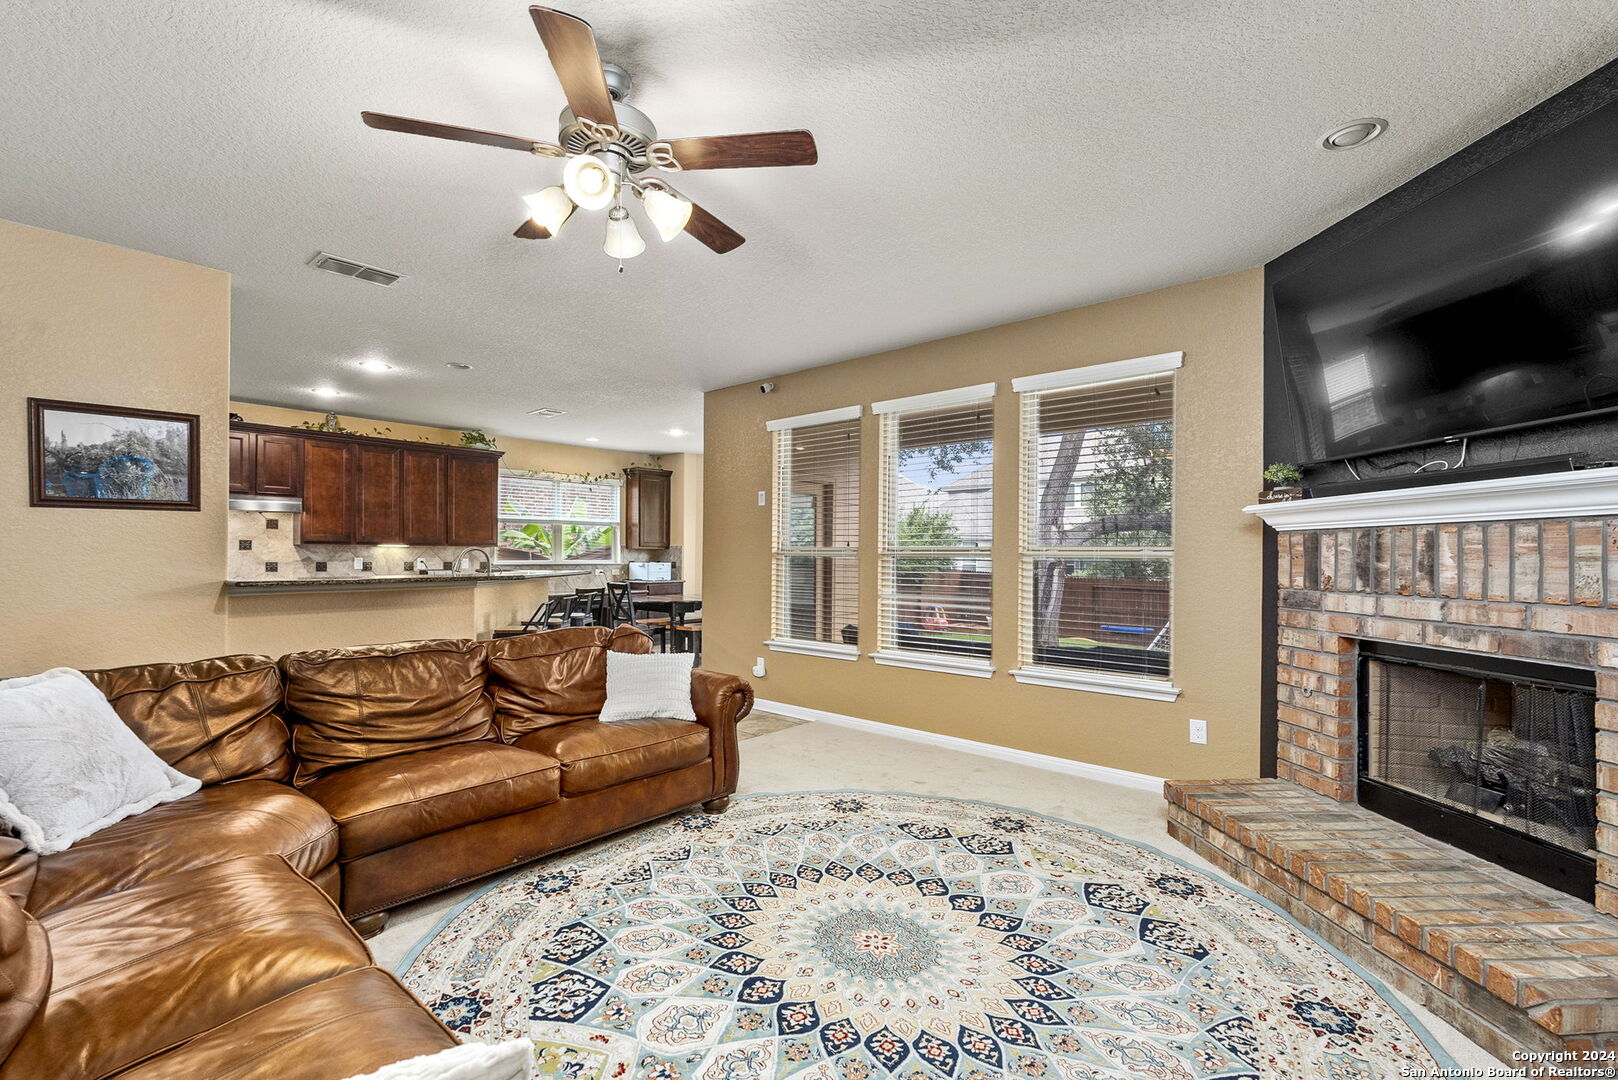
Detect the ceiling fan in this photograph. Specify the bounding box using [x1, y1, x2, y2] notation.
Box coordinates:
[361, 5, 818, 262]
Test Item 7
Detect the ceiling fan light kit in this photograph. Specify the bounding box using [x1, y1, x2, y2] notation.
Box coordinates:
[522, 186, 575, 234]
[359, 5, 818, 264]
[603, 205, 646, 260]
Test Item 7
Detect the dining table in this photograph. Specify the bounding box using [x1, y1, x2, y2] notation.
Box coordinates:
[629, 592, 702, 623]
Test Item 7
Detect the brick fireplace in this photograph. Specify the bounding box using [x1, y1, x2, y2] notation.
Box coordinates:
[1165, 469, 1618, 1055]
[1271, 515, 1618, 907]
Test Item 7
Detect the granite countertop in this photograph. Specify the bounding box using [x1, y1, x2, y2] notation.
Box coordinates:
[227, 568, 594, 594]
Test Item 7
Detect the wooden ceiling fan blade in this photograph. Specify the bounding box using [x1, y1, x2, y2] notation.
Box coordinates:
[514, 219, 552, 239]
[529, 7, 617, 126]
[663, 130, 817, 170]
[684, 202, 745, 253]
[361, 112, 543, 153]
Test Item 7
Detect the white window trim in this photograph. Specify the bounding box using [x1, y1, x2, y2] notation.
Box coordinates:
[496, 471, 623, 565]
[764, 638, 860, 661]
[1009, 667, 1182, 701]
[766, 405, 862, 432]
[1014, 360, 1178, 696]
[1010, 351, 1182, 394]
[769, 412, 861, 656]
[871, 382, 997, 415]
[871, 650, 995, 679]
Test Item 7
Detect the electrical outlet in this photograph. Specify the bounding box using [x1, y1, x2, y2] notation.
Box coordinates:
[353, 557, 365, 571]
[1189, 718, 1208, 745]
[757, 491, 767, 506]
[751, 656, 767, 678]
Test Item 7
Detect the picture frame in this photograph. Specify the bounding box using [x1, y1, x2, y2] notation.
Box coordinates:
[27, 397, 201, 511]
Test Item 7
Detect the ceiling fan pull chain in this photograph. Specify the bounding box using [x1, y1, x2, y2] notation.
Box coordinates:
[646, 142, 682, 171]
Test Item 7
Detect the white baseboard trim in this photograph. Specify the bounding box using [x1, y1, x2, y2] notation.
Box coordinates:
[753, 697, 1166, 793]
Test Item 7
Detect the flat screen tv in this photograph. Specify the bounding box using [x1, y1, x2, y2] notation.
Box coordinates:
[1272, 94, 1618, 464]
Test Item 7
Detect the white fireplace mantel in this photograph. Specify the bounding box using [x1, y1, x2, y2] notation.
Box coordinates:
[1243, 465, 1618, 531]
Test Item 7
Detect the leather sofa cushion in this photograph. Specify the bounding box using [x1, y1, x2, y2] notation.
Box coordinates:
[107, 967, 458, 1080]
[0, 892, 48, 1064]
[83, 654, 293, 785]
[514, 717, 709, 795]
[2, 855, 370, 1080]
[301, 743, 562, 860]
[0, 836, 34, 909]
[25, 780, 337, 917]
[282, 639, 496, 785]
[487, 624, 652, 739]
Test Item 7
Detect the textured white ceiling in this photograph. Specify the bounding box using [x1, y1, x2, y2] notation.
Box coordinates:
[2, 2, 1614, 452]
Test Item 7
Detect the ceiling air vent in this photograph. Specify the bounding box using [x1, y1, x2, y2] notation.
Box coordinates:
[526, 407, 567, 418]
[308, 252, 404, 287]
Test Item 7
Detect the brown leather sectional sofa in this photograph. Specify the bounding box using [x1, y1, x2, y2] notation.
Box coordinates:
[0, 625, 752, 1080]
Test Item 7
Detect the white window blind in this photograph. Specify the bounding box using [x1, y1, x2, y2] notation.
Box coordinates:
[770, 413, 860, 655]
[497, 472, 620, 563]
[1018, 368, 1174, 684]
[876, 390, 994, 672]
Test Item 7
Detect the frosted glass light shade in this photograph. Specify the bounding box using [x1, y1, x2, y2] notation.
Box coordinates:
[522, 186, 575, 235]
[563, 154, 617, 211]
[641, 188, 692, 242]
[603, 206, 645, 259]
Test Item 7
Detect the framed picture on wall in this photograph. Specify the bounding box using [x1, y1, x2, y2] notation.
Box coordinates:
[27, 398, 201, 511]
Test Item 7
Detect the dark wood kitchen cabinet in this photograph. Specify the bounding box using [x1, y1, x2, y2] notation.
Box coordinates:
[353, 444, 404, 544]
[253, 433, 303, 497]
[229, 430, 303, 498]
[228, 431, 252, 494]
[298, 438, 357, 543]
[624, 466, 672, 550]
[447, 456, 499, 547]
[229, 422, 501, 545]
[402, 448, 449, 545]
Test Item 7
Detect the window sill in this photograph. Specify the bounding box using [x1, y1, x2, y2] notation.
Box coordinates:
[764, 639, 860, 661]
[871, 650, 994, 679]
[1009, 666, 1181, 701]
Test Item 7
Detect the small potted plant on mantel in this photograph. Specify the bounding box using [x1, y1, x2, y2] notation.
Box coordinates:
[1261, 462, 1304, 502]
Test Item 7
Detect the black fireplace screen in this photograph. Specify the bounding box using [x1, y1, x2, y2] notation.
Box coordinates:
[1362, 654, 1597, 861]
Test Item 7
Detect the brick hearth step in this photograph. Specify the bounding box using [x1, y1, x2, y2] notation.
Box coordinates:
[1166, 778, 1618, 1058]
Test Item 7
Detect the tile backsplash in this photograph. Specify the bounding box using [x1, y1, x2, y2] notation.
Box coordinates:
[226, 511, 632, 586]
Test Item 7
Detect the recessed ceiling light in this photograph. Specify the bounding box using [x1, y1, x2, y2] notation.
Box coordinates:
[666, 428, 687, 437]
[309, 387, 343, 398]
[354, 359, 393, 372]
[1320, 118, 1388, 150]
[446, 362, 473, 370]
[584, 437, 601, 443]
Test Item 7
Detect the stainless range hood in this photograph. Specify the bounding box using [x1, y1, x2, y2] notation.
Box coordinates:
[229, 494, 304, 513]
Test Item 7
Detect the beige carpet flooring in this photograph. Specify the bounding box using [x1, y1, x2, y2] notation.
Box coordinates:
[368, 717, 1504, 1071]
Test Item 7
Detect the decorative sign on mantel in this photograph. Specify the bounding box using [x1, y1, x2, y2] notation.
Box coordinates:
[1242, 465, 1618, 532]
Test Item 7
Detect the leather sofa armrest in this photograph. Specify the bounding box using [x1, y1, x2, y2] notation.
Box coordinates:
[690, 669, 752, 801]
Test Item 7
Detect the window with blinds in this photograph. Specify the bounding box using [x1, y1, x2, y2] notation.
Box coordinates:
[1015, 355, 1178, 690]
[874, 384, 995, 675]
[767, 408, 861, 659]
[497, 472, 620, 563]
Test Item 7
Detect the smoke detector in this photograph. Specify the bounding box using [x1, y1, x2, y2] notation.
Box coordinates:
[308, 251, 404, 286]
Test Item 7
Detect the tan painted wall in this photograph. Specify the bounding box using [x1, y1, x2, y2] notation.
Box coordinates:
[703, 269, 1266, 779]
[0, 220, 232, 676]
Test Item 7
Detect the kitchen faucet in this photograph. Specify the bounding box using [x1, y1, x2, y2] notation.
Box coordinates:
[455, 547, 493, 573]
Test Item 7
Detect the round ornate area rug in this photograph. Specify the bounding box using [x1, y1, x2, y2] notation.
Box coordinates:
[399, 792, 1452, 1080]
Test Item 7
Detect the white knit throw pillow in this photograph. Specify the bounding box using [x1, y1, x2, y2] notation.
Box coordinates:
[0, 668, 201, 855]
[340, 1039, 532, 1080]
[599, 652, 697, 723]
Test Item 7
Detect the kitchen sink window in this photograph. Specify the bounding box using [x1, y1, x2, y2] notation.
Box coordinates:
[497, 472, 620, 564]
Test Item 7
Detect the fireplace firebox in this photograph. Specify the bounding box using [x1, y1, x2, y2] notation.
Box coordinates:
[1357, 641, 1598, 900]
